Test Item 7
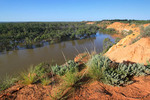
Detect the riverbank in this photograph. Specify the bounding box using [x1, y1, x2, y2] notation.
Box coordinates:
[1, 52, 150, 100]
[0, 32, 116, 78]
[1, 20, 150, 99]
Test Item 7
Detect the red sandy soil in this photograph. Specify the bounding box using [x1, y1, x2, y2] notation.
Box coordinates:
[73, 76, 150, 100]
[105, 38, 150, 65]
[1, 75, 150, 100]
[107, 22, 141, 33]
[0, 84, 51, 100]
[86, 22, 95, 25]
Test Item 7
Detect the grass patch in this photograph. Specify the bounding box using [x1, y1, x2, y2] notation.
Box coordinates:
[21, 66, 37, 85]
[0, 75, 19, 91]
[21, 62, 51, 85]
[41, 77, 51, 86]
[49, 66, 84, 99]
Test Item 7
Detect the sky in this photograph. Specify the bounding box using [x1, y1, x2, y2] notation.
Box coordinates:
[0, 0, 150, 22]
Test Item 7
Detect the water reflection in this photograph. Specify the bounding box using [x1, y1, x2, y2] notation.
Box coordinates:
[0, 32, 116, 78]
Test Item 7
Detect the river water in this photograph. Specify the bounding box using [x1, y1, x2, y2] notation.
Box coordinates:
[0, 32, 116, 78]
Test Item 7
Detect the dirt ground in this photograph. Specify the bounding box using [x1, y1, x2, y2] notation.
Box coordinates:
[0, 75, 150, 100]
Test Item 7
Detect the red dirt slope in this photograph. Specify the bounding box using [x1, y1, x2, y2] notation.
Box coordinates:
[105, 38, 150, 65]
[73, 76, 150, 100]
[1, 76, 150, 100]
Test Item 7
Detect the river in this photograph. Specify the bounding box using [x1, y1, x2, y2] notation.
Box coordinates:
[0, 32, 116, 78]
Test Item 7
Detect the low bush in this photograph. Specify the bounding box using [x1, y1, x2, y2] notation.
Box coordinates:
[51, 60, 79, 76]
[21, 66, 38, 85]
[115, 37, 121, 44]
[63, 69, 81, 87]
[140, 25, 150, 37]
[0, 75, 19, 91]
[131, 25, 150, 44]
[49, 66, 82, 100]
[103, 38, 114, 53]
[21, 63, 50, 85]
[41, 77, 51, 86]
[121, 30, 133, 36]
[87, 54, 111, 81]
[34, 62, 51, 78]
[87, 54, 150, 86]
[99, 28, 118, 35]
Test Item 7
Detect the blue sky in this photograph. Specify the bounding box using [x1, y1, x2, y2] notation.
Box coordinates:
[0, 0, 150, 22]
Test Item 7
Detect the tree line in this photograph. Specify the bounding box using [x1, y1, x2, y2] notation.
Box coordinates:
[0, 22, 98, 52]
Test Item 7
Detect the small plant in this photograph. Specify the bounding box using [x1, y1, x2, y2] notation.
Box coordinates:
[21, 66, 37, 85]
[131, 35, 141, 44]
[51, 60, 79, 76]
[131, 25, 150, 44]
[115, 37, 121, 44]
[128, 30, 133, 34]
[50, 67, 82, 99]
[140, 25, 150, 37]
[63, 69, 80, 87]
[41, 77, 51, 86]
[103, 38, 114, 53]
[87, 54, 110, 81]
[21, 62, 50, 85]
[121, 30, 133, 36]
[0, 75, 19, 91]
[34, 62, 51, 78]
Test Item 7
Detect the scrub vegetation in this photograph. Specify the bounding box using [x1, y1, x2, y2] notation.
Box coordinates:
[131, 25, 150, 44]
[0, 22, 98, 52]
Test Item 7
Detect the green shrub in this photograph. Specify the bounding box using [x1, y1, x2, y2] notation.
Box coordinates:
[87, 54, 111, 81]
[115, 37, 121, 44]
[128, 30, 133, 34]
[87, 54, 150, 86]
[131, 35, 141, 44]
[49, 67, 81, 100]
[121, 30, 133, 36]
[34, 62, 50, 78]
[51, 60, 79, 76]
[140, 25, 150, 37]
[63, 69, 80, 87]
[103, 38, 114, 53]
[41, 77, 51, 86]
[0, 75, 19, 91]
[131, 25, 150, 44]
[21, 66, 37, 85]
[99, 28, 118, 35]
[21, 62, 50, 85]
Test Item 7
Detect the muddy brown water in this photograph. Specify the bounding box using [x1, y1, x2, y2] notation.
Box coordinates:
[0, 32, 116, 78]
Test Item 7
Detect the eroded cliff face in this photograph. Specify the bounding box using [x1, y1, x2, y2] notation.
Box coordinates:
[86, 22, 95, 25]
[105, 22, 150, 65]
[105, 38, 150, 65]
[106, 22, 150, 46]
[107, 22, 140, 33]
